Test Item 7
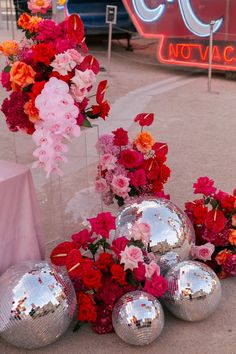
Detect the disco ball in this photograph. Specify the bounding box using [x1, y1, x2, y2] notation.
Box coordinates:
[157, 251, 182, 275]
[162, 260, 222, 321]
[0, 261, 76, 349]
[116, 198, 195, 260]
[112, 290, 164, 346]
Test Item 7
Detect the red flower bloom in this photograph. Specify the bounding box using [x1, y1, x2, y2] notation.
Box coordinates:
[67, 14, 84, 45]
[141, 158, 159, 180]
[96, 80, 108, 103]
[143, 272, 168, 298]
[193, 176, 216, 196]
[134, 112, 154, 127]
[133, 261, 146, 282]
[129, 169, 146, 188]
[153, 142, 168, 160]
[50, 70, 74, 83]
[78, 55, 99, 74]
[222, 254, 236, 276]
[77, 292, 97, 323]
[158, 164, 171, 183]
[88, 212, 116, 239]
[50, 241, 76, 266]
[92, 304, 114, 334]
[71, 229, 95, 250]
[111, 236, 129, 257]
[204, 209, 227, 233]
[119, 149, 143, 169]
[96, 277, 123, 306]
[96, 253, 114, 271]
[214, 191, 236, 212]
[110, 264, 127, 285]
[65, 249, 84, 278]
[32, 43, 55, 66]
[92, 101, 110, 120]
[82, 268, 102, 290]
[112, 127, 129, 147]
[153, 180, 164, 194]
[29, 80, 46, 99]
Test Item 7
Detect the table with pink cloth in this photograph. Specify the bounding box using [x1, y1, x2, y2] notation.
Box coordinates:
[0, 160, 45, 275]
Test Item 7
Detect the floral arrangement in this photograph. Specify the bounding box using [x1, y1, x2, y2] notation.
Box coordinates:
[0, 13, 109, 175]
[50, 211, 168, 334]
[185, 176, 236, 278]
[95, 113, 171, 207]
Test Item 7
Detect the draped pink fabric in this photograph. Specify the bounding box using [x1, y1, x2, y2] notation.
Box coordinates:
[0, 160, 45, 275]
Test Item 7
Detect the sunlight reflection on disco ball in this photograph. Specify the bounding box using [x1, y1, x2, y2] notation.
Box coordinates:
[0, 261, 76, 349]
[157, 251, 182, 275]
[162, 260, 222, 321]
[116, 198, 195, 260]
[112, 291, 164, 346]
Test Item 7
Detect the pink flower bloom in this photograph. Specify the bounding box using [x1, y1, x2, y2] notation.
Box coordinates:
[111, 175, 130, 197]
[193, 176, 216, 196]
[143, 272, 168, 298]
[119, 149, 143, 169]
[111, 236, 129, 257]
[67, 49, 84, 64]
[36, 19, 59, 41]
[28, 0, 52, 14]
[70, 85, 87, 103]
[145, 261, 160, 278]
[88, 212, 116, 239]
[191, 242, 215, 261]
[120, 245, 144, 270]
[95, 178, 108, 193]
[100, 153, 117, 171]
[96, 134, 119, 155]
[50, 52, 76, 76]
[128, 169, 146, 188]
[222, 254, 236, 276]
[71, 68, 96, 90]
[1, 71, 11, 91]
[130, 221, 151, 246]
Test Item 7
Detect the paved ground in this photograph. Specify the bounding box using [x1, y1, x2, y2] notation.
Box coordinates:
[0, 27, 236, 354]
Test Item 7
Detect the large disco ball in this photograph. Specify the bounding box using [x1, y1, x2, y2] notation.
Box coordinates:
[0, 261, 76, 349]
[112, 290, 164, 346]
[162, 260, 222, 321]
[116, 198, 195, 260]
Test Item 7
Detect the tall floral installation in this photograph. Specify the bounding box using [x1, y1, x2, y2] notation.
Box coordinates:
[50, 211, 168, 334]
[95, 113, 171, 207]
[185, 177, 236, 278]
[0, 12, 109, 176]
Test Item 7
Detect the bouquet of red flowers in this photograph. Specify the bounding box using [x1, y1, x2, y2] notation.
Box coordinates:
[0, 13, 109, 175]
[50, 211, 168, 334]
[95, 113, 171, 207]
[185, 176, 236, 278]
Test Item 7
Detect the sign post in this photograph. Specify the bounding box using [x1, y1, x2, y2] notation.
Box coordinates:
[208, 20, 215, 92]
[106, 5, 117, 74]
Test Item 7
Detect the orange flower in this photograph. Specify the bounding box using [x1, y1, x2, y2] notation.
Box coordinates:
[134, 131, 155, 153]
[215, 249, 232, 265]
[18, 13, 31, 30]
[0, 40, 18, 56]
[28, 16, 42, 33]
[10, 61, 36, 91]
[229, 229, 236, 246]
[24, 99, 40, 122]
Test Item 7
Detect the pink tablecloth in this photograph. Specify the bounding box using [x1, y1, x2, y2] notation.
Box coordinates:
[0, 160, 45, 275]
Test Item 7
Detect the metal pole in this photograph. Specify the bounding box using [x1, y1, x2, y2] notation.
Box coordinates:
[9, 0, 15, 40]
[107, 22, 113, 74]
[208, 21, 215, 92]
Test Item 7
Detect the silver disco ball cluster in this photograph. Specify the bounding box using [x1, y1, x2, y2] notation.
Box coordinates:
[116, 198, 195, 261]
[112, 291, 164, 346]
[162, 260, 222, 321]
[0, 261, 76, 349]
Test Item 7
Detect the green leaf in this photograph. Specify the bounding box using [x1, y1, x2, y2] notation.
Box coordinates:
[82, 118, 92, 128]
[25, 30, 32, 39]
[126, 271, 137, 287]
[114, 195, 124, 207]
[204, 197, 210, 205]
[4, 66, 11, 73]
[73, 321, 83, 332]
[210, 199, 219, 209]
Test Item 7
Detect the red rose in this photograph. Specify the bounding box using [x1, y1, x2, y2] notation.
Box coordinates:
[134, 112, 154, 127]
[77, 292, 97, 323]
[32, 43, 55, 66]
[143, 272, 168, 298]
[204, 209, 227, 233]
[111, 236, 129, 257]
[128, 169, 146, 188]
[82, 268, 102, 290]
[96, 277, 123, 306]
[133, 261, 146, 281]
[50, 241, 76, 266]
[88, 212, 116, 239]
[112, 127, 129, 147]
[96, 253, 114, 271]
[193, 176, 216, 196]
[110, 264, 127, 285]
[119, 149, 143, 169]
[71, 229, 95, 250]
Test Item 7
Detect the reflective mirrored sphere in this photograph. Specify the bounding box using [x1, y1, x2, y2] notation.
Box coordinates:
[163, 260, 222, 321]
[116, 198, 195, 260]
[157, 251, 182, 275]
[0, 261, 76, 349]
[112, 290, 164, 346]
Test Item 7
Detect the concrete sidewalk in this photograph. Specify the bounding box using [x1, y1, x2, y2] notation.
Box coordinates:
[0, 30, 236, 354]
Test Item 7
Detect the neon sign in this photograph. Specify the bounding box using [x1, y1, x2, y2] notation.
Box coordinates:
[123, 0, 236, 71]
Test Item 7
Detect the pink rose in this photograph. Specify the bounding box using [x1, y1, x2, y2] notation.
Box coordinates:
[145, 260, 160, 278]
[111, 237, 129, 257]
[133, 262, 146, 281]
[193, 176, 216, 196]
[128, 169, 146, 188]
[95, 178, 108, 193]
[120, 245, 144, 270]
[111, 175, 130, 197]
[100, 153, 117, 171]
[191, 242, 215, 261]
[130, 221, 151, 246]
[119, 149, 143, 169]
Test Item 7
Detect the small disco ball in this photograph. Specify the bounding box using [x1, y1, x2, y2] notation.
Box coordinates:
[116, 198, 195, 260]
[112, 290, 164, 346]
[0, 261, 76, 349]
[162, 260, 222, 321]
